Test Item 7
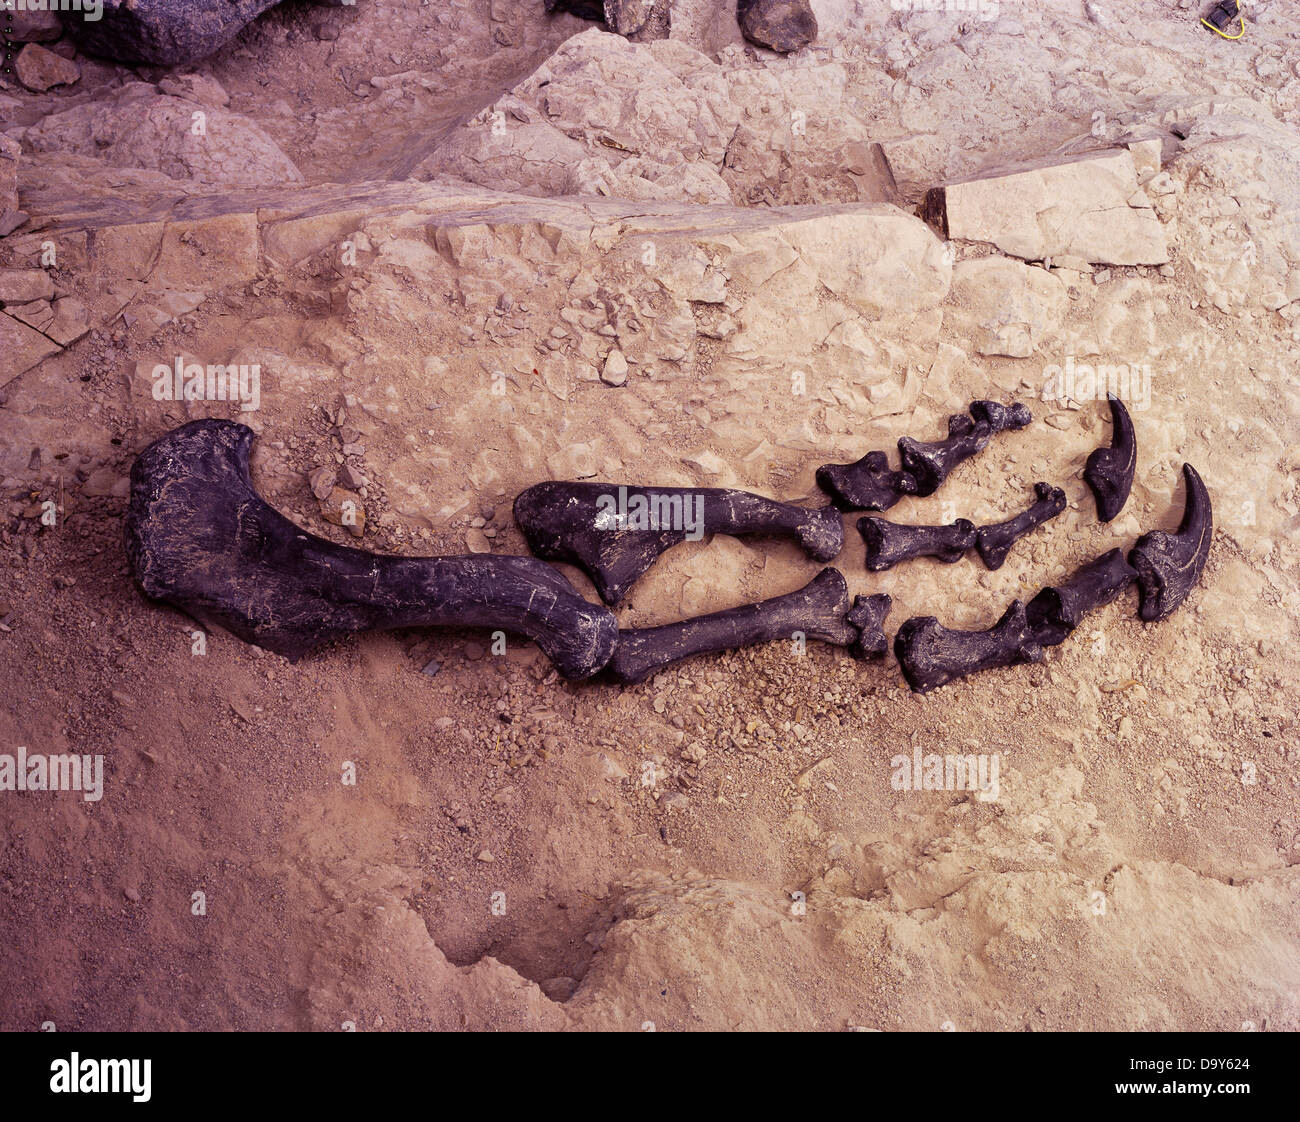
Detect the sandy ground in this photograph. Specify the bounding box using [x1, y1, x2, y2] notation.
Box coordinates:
[1, 0, 1298, 1030]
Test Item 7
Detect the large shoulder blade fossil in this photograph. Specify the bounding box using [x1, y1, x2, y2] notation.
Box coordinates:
[514, 480, 844, 605]
[125, 420, 618, 679]
[1129, 462, 1213, 622]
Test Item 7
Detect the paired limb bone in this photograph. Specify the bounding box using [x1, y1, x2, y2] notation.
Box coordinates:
[606, 567, 858, 684]
[125, 420, 618, 680]
[513, 481, 843, 605]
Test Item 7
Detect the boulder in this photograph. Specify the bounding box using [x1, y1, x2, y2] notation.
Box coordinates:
[736, 0, 818, 53]
[0, 136, 22, 237]
[9, 8, 64, 42]
[921, 149, 1169, 266]
[62, 0, 281, 66]
[14, 43, 80, 91]
[23, 87, 302, 189]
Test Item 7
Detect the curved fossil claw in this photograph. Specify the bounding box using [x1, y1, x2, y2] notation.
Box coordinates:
[125, 420, 619, 679]
[1129, 462, 1213, 622]
[1083, 394, 1136, 522]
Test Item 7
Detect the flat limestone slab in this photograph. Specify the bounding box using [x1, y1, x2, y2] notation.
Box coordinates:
[921, 149, 1169, 266]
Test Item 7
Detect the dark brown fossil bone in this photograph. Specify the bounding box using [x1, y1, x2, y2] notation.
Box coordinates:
[1083, 394, 1136, 522]
[815, 450, 918, 512]
[606, 567, 858, 685]
[513, 481, 844, 605]
[815, 400, 1031, 510]
[125, 420, 618, 680]
[847, 593, 892, 659]
[898, 400, 1032, 497]
[1129, 462, 1213, 622]
[894, 600, 1045, 694]
[858, 516, 977, 571]
[975, 482, 1067, 570]
[1025, 547, 1138, 647]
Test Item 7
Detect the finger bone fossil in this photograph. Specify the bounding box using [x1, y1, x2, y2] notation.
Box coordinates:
[1129, 462, 1213, 622]
[125, 420, 619, 680]
[898, 400, 1032, 497]
[514, 481, 844, 605]
[847, 593, 892, 659]
[894, 600, 1045, 694]
[606, 568, 859, 685]
[858, 516, 977, 571]
[815, 450, 918, 512]
[817, 400, 1031, 510]
[1025, 547, 1138, 647]
[1083, 394, 1136, 522]
[975, 482, 1067, 570]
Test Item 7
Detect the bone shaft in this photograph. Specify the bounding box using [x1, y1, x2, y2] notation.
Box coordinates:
[609, 569, 855, 684]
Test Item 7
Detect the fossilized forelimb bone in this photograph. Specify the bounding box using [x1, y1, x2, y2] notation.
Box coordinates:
[970, 399, 1034, 435]
[1083, 394, 1136, 522]
[513, 481, 844, 605]
[894, 601, 1045, 694]
[1025, 548, 1137, 647]
[816, 401, 1030, 510]
[858, 516, 977, 571]
[606, 568, 858, 684]
[847, 593, 892, 659]
[815, 450, 918, 512]
[897, 400, 1032, 497]
[975, 482, 1067, 570]
[125, 420, 618, 680]
[1129, 462, 1213, 622]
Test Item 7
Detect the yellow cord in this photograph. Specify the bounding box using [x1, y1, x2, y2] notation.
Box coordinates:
[1202, 0, 1246, 40]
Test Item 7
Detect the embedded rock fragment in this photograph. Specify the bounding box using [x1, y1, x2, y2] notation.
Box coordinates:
[14, 43, 80, 92]
[975, 482, 1066, 570]
[607, 568, 855, 684]
[737, 0, 818, 53]
[125, 421, 618, 680]
[895, 601, 1045, 694]
[0, 135, 22, 237]
[1129, 463, 1213, 623]
[1083, 394, 1136, 523]
[1025, 548, 1137, 647]
[514, 481, 844, 605]
[858, 517, 977, 572]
